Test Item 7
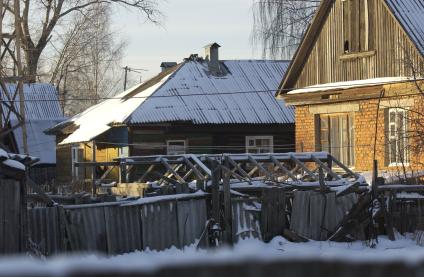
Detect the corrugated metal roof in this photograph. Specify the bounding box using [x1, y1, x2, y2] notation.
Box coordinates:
[1, 83, 65, 163]
[2, 83, 64, 120]
[385, 0, 424, 56]
[128, 60, 294, 125]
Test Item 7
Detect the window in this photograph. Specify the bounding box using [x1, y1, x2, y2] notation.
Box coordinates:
[342, 0, 371, 53]
[387, 108, 409, 165]
[318, 114, 355, 166]
[167, 140, 187, 155]
[71, 146, 82, 180]
[119, 146, 129, 158]
[246, 136, 274, 154]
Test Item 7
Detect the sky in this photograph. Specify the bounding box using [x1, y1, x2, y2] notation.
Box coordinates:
[113, 0, 260, 83]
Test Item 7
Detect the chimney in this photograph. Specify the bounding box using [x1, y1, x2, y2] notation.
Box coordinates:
[204, 43, 221, 73]
[160, 62, 177, 72]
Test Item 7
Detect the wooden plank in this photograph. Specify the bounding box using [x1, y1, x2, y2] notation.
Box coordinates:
[183, 156, 204, 181]
[261, 187, 286, 242]
[160, 158, 185, 184]
[248, 155, 271, 179]
[311, 154, 341, 180]
[289, 154, 317, 180]
[270, 156, 297, 180]
[223, 159, 232, 244]
[226, 156, 251, 179]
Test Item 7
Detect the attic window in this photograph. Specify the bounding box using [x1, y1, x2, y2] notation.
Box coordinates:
[342, 0, 371, 53]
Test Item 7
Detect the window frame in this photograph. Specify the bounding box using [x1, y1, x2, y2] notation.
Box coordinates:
[71, 145, 82, 180]
[166, 140, 187, 155]
[387, 108, 409, 167]
[245, 136, 274, 154]
[341, 0, 370, 54]
[317, 113, 355, 167]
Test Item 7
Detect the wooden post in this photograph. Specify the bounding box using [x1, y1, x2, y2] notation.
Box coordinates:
[223, 156, 232, 244]
[92, 141, 96, 196]
[318, 167, 326, 193]
[211, 159, 221, 223]
[371, 159, 378, 198]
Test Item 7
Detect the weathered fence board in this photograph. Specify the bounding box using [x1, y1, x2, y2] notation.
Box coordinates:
[0, 179, 22, 254]
[290, 191, 357, 240]
[261, 188, 286, 242]
[28, 207, 62, 255]
[232, 199, 262, 242]
[176, 199, 207, 247]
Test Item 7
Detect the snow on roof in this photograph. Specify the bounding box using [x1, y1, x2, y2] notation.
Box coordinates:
[385, 0, 424, 56]
[128, 60, 294, 125]
[59, 73, 173, 145]
[56, 60, 293, 145]
[287, 77, 418, 95]
[0, 147, 38, 174]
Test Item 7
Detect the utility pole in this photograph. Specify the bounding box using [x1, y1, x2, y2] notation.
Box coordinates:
[0, 0, 28, 154]
[123, 66, 148, 91]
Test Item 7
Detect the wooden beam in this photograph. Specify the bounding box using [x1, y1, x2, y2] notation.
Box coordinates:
[137, 164, 155, 182]
[311, 154, 342, 180]
[289, 154, 317, 180]
[248, 155, 271, 179]
[226, 156, 251, 180]
[270, 156, 297, 181]
[183, 156, 204, 180]
[160, 157, 185, 184]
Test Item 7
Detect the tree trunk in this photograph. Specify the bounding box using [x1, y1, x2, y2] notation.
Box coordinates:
[24, 48, 41, 83]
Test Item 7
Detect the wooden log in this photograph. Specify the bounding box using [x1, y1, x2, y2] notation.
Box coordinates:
[223, 157, 232, 244]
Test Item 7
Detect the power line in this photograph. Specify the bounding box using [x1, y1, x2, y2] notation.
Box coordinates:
[0, 84, 421, 103]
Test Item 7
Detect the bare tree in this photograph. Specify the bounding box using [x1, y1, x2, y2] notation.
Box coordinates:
[5, 0, 161, 82]
[251, 0, 319, 59]
[48, 3, 125, 115]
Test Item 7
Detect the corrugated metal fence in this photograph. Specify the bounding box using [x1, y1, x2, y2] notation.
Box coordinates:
[28, 195, 208, 255]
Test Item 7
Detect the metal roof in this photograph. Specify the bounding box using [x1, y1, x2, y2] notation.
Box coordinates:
[385, 0, 424, 56]
[1, 83, 65, 163]
[2, 83, 64, 120]
[128, 60, 294, 125]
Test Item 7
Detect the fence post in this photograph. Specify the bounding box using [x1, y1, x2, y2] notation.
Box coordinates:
[223, 156, 232, 244]
[211, 159, 221, 224]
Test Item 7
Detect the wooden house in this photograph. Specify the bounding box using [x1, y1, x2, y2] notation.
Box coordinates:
[47, 44, 295, 184]
[278, 0, 424, 172]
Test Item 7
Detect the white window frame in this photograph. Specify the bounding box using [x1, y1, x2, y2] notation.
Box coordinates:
[71, 145, 82, 180]
[166, 140, 187, 155]
[388, 108, 409, 166]
[245, 136, 274, 154]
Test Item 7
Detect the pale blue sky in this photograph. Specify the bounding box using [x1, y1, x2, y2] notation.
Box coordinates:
[113, 0, 260, 81]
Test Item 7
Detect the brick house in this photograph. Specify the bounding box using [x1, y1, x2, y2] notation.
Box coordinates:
[278, 0, 424, 172]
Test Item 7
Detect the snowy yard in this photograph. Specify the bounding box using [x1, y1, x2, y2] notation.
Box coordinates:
[0, 235, 424, 276]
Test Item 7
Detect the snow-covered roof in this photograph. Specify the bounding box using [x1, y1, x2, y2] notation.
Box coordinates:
[55, 60, 294, 145]
[287, 77, 418, 95]
[0, 147, 39, 177]
[128, 60, 293, 125]
[58, 73, 173, 145]
[0, 83, 66, 163]
[385, 0, 424, 56]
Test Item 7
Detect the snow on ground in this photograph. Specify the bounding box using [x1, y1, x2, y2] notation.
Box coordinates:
[0, 236, 423, 275]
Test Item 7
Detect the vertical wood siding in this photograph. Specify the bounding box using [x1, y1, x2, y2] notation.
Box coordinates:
[293, 0, 423, 88]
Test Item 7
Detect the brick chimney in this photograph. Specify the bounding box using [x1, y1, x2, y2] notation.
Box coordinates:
[204, 43, 221, 73]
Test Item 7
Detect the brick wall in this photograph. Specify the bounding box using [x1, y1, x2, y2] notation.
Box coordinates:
[294, 95, 424, 172]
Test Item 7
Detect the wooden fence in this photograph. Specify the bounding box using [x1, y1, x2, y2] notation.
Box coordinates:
[0, 178, 24, 254]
